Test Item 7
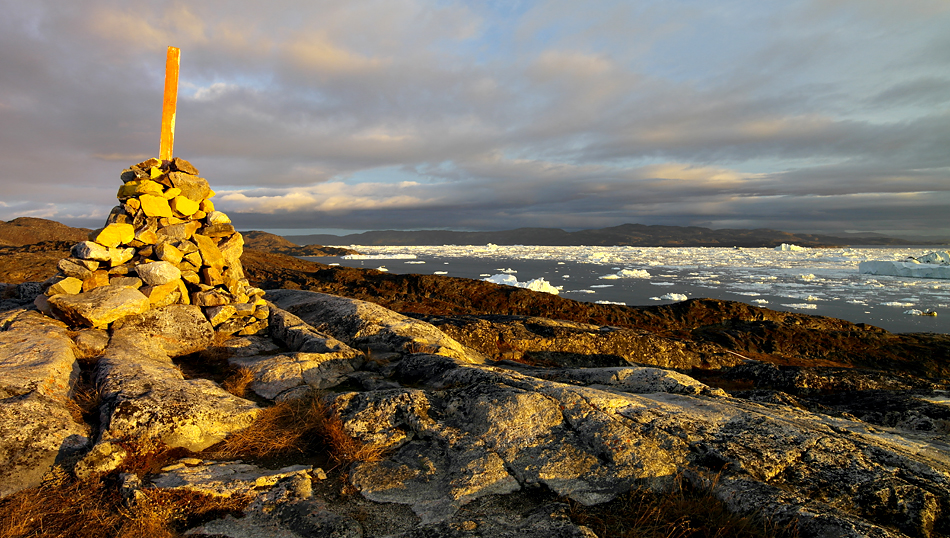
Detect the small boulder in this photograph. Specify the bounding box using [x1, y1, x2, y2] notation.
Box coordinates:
[47, 285, 150, 328]
[88, 223, 135, 248]
[135, 261, 181, 286]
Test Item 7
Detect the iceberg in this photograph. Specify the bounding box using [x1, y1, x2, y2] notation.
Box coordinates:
[913, 251, 950, 265]
[775, 243, 806, 251]
[482, 274, 559, 295]
[859, 261, 950, 279]
[599, 268, 650, 279]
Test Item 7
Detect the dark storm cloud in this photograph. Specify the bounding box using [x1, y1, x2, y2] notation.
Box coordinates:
[1, 0, 948, 238]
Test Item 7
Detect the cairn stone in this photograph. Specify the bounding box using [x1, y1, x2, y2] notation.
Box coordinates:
[89, 223, 135, 248]
[136, 261, 181, 286]
[47, 285, 150, 328]
[39, 157, 266, 334]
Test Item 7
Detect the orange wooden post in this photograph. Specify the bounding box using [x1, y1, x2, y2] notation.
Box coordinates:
[159, 46, 181, 161]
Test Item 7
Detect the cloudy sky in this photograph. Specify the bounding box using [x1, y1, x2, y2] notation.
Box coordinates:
[2, 0, 949, 238]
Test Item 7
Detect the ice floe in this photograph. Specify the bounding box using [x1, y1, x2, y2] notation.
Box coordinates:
[330, 243, 950, 331]
[343, 254, 417, 259]
[599, 268, 651, 279]
[482, 274, 559, 295]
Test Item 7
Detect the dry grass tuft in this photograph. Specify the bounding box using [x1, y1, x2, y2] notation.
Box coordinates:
[116, 437, 193, 478]
[221, 367, 255, 397]
[0, 477, 247, 538]
[404, 341, 439, 354]
[567, 476, 798, 538]
[0, 465, 246, 538]
[213, 391, 386, 467]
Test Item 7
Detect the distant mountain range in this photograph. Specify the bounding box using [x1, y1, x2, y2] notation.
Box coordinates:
[285, 223, 945, 248]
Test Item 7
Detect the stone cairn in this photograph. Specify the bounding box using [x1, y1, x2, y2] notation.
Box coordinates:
[36, 157, 268, 335]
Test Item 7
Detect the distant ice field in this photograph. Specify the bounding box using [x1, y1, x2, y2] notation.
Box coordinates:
[306, 245, 950, 334]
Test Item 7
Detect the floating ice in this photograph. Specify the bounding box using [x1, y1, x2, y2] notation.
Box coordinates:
[650, 282, 675, 286]
[590, 284, 614, 288]
[659, 293, 688, 301]
[600, 268, 650, 279]
[903, 309, 938, 316]
[912, 251, 950, 265]
[751, 299, 769, 304]
[376, 267, 389, 272]
[776, 243, 806, 251]
[563, 289, 595, 294]
[596, 300, 627, 305]
[405, 261, 426, 264]
[335, 244, 950, 331]
[782, 303, 818, 309]
[434, 271, 448, 275]
[859, 261, 950, 279]
[482, 274, 559, 295]
[343, 254, 417, 259]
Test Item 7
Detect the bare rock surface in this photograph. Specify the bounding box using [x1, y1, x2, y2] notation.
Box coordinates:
[96, 306, 259, 451]
[266, 289, 485, 364]
[1, 271, 948, 535]
[111, 303, 214, 357]
[336, 352, 950, 536]
[0, 309, 89, 498]
[229, 306, 365, 399]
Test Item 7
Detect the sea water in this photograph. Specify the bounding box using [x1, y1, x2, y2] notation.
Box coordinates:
[306, 245, 950, 334]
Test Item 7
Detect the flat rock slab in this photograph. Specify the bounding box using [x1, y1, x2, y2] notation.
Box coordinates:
[47, 284, 149, 327]
[265, 289, 484, 363]
[524, 365, 727, 396]
[0, 309, 78, 399]
[111, 303, 214, 357]
[230, 306, 366, 399]
[152, 460, 313, 498]
[0, 393, 90, 498]
[338, 353, 950, 536]
[96, 328, 259, 452]
[0, 309, 88, 498]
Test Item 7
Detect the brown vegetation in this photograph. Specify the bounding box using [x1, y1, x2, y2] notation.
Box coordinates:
[567, 476, 798, 538]
[0, 475, 247, 538]
[213, 391, 386, 467]
[221, 367, 254, 397]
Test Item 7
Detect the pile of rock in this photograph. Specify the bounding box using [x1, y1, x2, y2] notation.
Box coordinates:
[35, 157, 267, 335]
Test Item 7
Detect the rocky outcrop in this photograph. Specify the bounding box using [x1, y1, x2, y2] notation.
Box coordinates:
[0, 309, 89, 497]
[1, 283, 948, 536]
[266, 289, 485, 364]
[339, 353, 949, 536]
[228, 306, 365, 400]
[95, 304, 259, 451]
[416, 313, 741, 370]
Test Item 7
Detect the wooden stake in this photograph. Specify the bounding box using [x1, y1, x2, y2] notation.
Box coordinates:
[159, 46, 181, 161]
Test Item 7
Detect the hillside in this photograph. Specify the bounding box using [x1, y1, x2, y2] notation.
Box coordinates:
[0, 217, 90, 246]
[286, 223, 939, 247]
[242, 230, 360, 256]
